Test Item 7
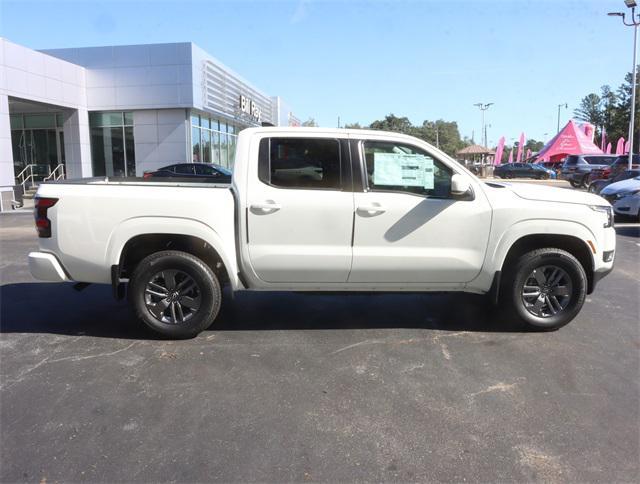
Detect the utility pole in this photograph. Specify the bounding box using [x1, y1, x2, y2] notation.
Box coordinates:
[608, 1, 639, 170]
[474, 102, 494, 147]
[557, 103, 567, 133]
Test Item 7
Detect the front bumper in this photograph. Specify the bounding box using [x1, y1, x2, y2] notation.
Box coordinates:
[28, 252, 69, 282]
[592, 265, 614, 292]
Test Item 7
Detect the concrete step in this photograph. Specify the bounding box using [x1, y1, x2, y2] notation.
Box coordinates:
[22, 190, 38, 200]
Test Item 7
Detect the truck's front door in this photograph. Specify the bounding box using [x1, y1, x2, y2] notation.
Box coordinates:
[348, 139, 492, 284]
[246, 136, 354, 283]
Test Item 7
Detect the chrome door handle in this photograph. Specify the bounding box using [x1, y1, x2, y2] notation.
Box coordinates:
[357, 204, 386, 215]
[250, 201, 282, 212]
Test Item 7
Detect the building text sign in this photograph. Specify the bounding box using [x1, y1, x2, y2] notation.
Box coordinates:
[239, 95, 262, 122]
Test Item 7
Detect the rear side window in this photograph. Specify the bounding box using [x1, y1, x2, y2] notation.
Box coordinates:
[564, 156, 579, 165]
[174, 165, 195, 175]
[258, 138, 341, 189]
[584, 156, 617, 165]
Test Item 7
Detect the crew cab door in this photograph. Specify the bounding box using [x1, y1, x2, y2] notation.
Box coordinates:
[245, 136, 354, 283]
[348, 139, 492, 284]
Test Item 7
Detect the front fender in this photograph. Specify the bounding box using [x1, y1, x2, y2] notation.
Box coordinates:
[467, 218, 597, 292]
[105, 216, 239, 289]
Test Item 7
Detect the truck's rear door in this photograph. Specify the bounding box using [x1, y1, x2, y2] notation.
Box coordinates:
[245, 135, 354, 283]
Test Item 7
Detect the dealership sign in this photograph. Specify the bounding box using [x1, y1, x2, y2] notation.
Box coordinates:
[239, 95, 262, 122]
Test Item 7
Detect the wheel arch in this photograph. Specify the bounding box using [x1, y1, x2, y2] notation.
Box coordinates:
[107, 217, 239, 291]
[500, 233, 595, 293]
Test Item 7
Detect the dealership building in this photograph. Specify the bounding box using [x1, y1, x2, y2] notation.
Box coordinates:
[0, 38, 301, 210]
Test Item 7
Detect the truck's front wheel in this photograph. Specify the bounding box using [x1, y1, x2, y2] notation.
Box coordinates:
[129, 250, 222, 338]
[502, 248, 587, 331]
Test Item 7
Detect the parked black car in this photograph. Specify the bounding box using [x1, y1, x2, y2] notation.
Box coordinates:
[561, 155, 618, 188]
[588, 168, 640, 194]
[494, 162, 556, 179]
[143, 163, 232, 183]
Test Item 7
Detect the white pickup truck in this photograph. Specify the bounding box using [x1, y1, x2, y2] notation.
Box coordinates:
[29, 127, 615, 338]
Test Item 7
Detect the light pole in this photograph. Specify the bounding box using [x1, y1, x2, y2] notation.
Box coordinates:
[556, 103, 567, 133]
[608, 1, 640, 170]
[474, 102, 493, 147]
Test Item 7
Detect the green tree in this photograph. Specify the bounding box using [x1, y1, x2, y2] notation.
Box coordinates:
[369, 114, 413, 134]
[574, 93, 603, 127]
[614, 70, 640, 152]
[524, 139, 544, 153]
[344, 122, 362, 129]
[301, 117, 318, 127]
[412, 119, 466, 156]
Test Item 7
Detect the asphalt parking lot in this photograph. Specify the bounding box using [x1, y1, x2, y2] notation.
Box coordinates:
[1, 210, 639, 482]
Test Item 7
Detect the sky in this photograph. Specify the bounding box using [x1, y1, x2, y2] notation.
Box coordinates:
[0, 0, 636, 146]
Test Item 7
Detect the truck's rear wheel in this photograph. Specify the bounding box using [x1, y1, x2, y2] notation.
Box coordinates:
[501, 248, 587, 331]
[129, 250, 221, 338]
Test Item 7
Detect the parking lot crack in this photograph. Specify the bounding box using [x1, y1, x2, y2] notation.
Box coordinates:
[1, 342, 139, 390]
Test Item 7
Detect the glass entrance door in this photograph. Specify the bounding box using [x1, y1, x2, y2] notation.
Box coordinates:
[10, 113, 66, 177]
[11, 129, 63, 175]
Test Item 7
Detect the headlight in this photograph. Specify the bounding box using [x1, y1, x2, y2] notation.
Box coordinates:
[615, 189, 640, 199]
[589, 205, 613, 228]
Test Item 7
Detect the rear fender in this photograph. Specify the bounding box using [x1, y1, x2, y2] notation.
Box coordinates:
[105, 217, 239, 290]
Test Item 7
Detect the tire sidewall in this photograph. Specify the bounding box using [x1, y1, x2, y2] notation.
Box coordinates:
[130, 252, 221, 338]
[509, 251, 587, 329]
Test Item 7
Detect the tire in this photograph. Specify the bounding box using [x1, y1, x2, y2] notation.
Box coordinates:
[579, 176, 589, 188]
[588, 183, 598, 193]
[569, 179, 581, 188]
[501, 248, 587, 331]
[129, 250, 222, 339]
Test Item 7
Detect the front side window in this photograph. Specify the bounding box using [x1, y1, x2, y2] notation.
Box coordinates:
[363, 141, 452, 198]
[258, 138, 341, 189]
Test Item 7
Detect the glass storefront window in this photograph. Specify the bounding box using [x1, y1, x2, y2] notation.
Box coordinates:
[212, 131, 220, 164]
[89, 112, 136, 177]
[125, 127, 135, 176]
[192, 126, 201, 162]
[188, 110, 244, 169]
[10, 115, 23, 130]
[229, 135, 237, 169]
[202, 129, 211, 163]
[24, 114, 57, 129]
[90, 112, 125, 127]
[91, 127, 125, 177]
[220, 133, 228, 168]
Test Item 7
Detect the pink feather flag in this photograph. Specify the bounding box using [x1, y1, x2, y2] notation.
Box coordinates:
[606, 142, 612, 154]
[494, 136, 505, 166]
[508, 148, 513, 163]
[616, 137, 625, 155]
[516, 133, 525, 162]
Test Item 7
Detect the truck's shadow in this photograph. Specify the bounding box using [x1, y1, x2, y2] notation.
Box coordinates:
[0, 282, 527, 340]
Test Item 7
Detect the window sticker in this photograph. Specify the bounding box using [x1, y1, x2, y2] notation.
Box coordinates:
[373, 153, 434, 189]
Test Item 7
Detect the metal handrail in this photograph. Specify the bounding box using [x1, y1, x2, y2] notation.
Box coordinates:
[44, 164, 65, 182]
[16, 164, 37, 190]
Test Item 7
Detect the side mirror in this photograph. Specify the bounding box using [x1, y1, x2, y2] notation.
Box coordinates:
[451, 174, 473, 199]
